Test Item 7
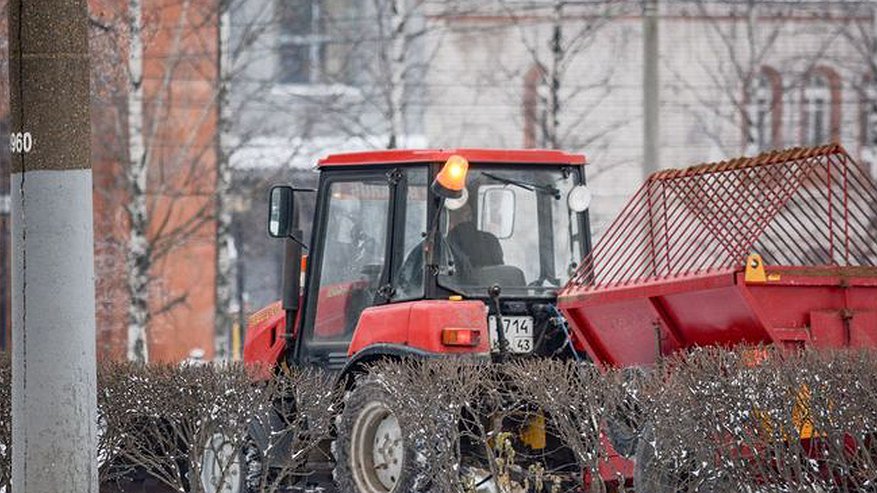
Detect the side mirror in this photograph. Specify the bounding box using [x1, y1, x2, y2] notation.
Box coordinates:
[268, 186, 295, 238]
[478, 187, 516, 239]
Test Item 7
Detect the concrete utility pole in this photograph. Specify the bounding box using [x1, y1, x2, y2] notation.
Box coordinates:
[643, 0, 660, 177]
[9, 1, 97, 492]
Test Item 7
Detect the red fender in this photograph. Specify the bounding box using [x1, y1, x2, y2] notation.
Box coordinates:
[348, 300, 490, 357]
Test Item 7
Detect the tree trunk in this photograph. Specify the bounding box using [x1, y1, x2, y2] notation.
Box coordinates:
[744, 1, 759, 156]
[547, 0, 563, 150]
[214, 6, 233, 360]
[126, 0, 150, 363]
[387, 0, 408, 149]
[743, 79, 759, 156]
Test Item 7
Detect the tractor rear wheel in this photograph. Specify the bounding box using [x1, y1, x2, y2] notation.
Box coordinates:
[633, 422, 668, 492]
[634, 422, 727, 493]
[333, 376, 423, 493]
[198, 432, 247, 493]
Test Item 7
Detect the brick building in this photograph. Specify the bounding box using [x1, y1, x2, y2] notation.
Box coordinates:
[91, 0, 220, 362]
[1, 0, 220, 361]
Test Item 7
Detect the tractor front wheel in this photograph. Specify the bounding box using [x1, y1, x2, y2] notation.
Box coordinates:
[333, 376, 422, 493]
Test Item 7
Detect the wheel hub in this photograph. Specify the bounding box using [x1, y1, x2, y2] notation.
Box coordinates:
[350, 400, 404, 492]
[200, 432, 242, 493]
[372, 414, 403, 489]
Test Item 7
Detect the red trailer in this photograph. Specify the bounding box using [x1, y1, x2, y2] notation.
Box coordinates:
[558, 144, 877, 490]
[559, 144, 877, 368]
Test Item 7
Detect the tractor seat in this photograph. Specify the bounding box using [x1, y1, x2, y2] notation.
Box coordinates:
[448, 222, 526, 287]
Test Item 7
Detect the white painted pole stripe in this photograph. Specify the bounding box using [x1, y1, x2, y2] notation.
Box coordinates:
[11, 170, 98, 492]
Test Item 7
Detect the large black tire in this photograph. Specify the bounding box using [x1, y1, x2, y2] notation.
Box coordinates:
[608, 367, 647, 459]
[634, 423, 724, 493]
[634, 422, 668, 493]
[332, 375, 426, 493]
[239, 436, 264, 493]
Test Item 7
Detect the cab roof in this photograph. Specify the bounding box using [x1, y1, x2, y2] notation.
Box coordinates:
[317, 148, 587, 167]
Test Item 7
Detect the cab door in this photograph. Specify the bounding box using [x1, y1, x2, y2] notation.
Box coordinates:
[295, 169, 396, 369]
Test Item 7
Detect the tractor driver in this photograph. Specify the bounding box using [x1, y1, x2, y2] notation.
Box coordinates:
[394, 187, 513, 298]
[445, 201, 506, 274]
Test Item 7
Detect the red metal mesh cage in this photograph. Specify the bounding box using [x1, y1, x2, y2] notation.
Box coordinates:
[565, 144, 877, 292]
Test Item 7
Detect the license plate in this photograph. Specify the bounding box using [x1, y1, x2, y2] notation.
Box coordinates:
[488, 316, 534, 354]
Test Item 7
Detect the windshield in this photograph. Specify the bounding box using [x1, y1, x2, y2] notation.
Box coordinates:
[437, 165, 586, 297]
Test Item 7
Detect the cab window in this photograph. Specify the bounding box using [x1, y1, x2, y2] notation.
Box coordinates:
[311, 178, 390, 342]
[392, 168, 428, 300]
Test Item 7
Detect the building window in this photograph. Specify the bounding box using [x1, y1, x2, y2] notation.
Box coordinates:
[802, 68, 841, 145]
[748, 67, 782, 151]
[804, 75, 829, 144]
[859, 77, 877, 177]
[277, 0, 326, 84]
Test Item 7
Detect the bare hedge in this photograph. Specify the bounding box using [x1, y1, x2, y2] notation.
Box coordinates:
[640, 348, 877, 493]
[97, 362, 340, 493]
[3, 349, 877, 492]
[98, 362, 273, 492]
[0, 352, 10, 492]
[506, 359, 623, 491]
[370, 350, 877, 492]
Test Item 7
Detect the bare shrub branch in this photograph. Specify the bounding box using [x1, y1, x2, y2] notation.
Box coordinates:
[0, 352, 10, 492]
[638, 347, 877, 493]
[506, 358, 619, 491]
[98, 362, 267, 493]
[249, 367, 341, 493]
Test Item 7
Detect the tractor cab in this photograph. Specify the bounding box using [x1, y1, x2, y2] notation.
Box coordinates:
[252, 149, 592, 373]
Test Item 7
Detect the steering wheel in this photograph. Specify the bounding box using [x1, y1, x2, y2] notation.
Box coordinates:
[350, 227, 378, 267]
[528, 276, 561, 288]
[443, 237, 474, 279]
[395, 244, 424, 297]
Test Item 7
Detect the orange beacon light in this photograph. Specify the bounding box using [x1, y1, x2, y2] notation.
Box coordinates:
[431, 155, 469, 199]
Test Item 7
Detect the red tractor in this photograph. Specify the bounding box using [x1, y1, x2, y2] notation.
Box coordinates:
[245, 149, 595, 492]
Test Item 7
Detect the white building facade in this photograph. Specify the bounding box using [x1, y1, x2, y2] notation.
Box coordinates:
[228, 0, 877, 249]
[417, 1, 877, 232]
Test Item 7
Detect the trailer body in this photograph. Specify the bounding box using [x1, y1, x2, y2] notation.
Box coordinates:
[559, 145, 877, 366]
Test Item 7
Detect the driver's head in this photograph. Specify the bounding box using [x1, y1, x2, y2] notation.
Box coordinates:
[447, 195, 474, 230]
